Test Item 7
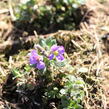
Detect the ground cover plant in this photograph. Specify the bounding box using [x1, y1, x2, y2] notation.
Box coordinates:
[14, 0, 86, 34]
[1, 0, 109, 109]
[9, 37, 85, 109]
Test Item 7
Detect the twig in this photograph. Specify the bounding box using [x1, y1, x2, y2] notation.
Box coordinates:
[0, 66, 5, 76]
[34, 44, 48, 57]
[8, 0, 16, 21]
[71, 39, 83, 50]
[0, 9, 9, 14]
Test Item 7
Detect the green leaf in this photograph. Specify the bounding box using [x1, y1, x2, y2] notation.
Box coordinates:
[24, 65, 31, 72]
[12, 69, 22, 78]
[45, 37, 57, 47]
[55, 61, 66, 67]
[39, 38, 47, 47]
[39, 37, 57, 49]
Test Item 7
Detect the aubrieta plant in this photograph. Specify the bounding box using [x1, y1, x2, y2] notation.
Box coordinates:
[12, 37, 85, 109]
[29, 44, 65, 70]
[45, 74, 85, 109]
[29, 50, 45, 70]
[28, 37, 85, 108]
[49, 45, 65, 61]
[28, 37, 74, 76]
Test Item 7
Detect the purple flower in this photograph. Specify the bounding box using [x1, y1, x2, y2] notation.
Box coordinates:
[29, 50, 45, 70]
[49, 45, 65, 61]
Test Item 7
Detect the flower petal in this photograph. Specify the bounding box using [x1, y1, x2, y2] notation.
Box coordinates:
[56, 54, 64, 61]
[51, 45, 58, 52]
[29, 56, 37, 64]
[36, 61, 45, 70]
[58, 46, 65, 54]
[31, 50, 38, 57]
[49, 54, 54, 60]
[29, 50, 38, 64]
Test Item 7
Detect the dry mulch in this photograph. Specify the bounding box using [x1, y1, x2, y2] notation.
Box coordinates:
[0, 0, 109, 109]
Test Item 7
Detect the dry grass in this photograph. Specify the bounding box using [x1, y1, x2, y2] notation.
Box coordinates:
[0, 0, 109, 108]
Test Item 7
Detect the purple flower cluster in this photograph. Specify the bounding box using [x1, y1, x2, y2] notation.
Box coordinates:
[49, 45, 65, 61]
[29, 45, 65, 69]
[29, 50, 45, 70]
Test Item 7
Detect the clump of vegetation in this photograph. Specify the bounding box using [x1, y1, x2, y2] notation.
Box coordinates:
[10, 37, 85, 108]
[45, 74, 85, 109]
[14, 0, 86, 34]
